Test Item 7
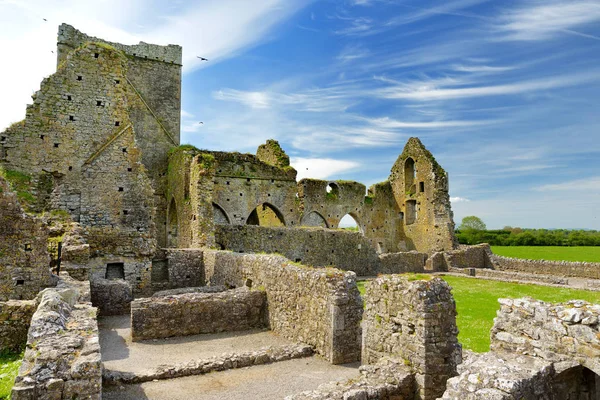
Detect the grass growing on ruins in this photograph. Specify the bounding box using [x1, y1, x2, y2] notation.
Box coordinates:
[441, 275, 600, 352]
[492, 246, 600, 263]
[357, 276, 600, 353]
[0, 351, 22, 399]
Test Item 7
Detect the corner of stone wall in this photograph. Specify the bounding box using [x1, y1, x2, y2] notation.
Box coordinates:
[363, 275, 460, 400]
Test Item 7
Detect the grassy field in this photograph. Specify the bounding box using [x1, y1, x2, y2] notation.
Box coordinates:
[491, 246, 600, 263]
[0, 351, 22, 399]
[357, 276, 600, 353]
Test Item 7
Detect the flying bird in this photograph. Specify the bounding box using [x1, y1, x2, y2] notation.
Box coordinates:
[198, 122, 204, 125]
[43, 18, 47, 21]
[196, 56, 208, 61]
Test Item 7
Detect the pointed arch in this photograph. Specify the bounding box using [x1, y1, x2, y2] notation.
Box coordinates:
[167, 197, 179, 248]
[339, 212, 364, 234]
[301, 211, 329, 228]
[213, 202, 231, 224]
[246, 202, 285, 227]
[405, 157, 416, 194]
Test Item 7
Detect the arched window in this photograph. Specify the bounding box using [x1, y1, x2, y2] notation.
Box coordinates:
[405, 157, 416, 195]
[301, 211, 328, 228]
[339, 213, 363, 234]
[167, 198, 178, 247]
[246, 203, 285, 227]
[213, 203, 230, 224]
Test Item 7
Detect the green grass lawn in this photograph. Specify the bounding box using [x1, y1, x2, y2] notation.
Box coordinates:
[0, 351, 22, 399]
[491, 246, 600, 263]
[357, 276, 600, 353]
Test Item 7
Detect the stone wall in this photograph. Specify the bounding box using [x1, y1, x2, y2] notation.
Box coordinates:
[441, 243, 494, 270]
[0, 176, 53, 300]
[491, 254, 600, 280]
[378, 252, 426, 274]
[204, 250, 363, 364]
[130, 287, 267, 341]
[11, 276, 101, 400]
[0, 300, 36, 352]
[90, 278, 132, 316]
[491, 297, 600, 374]
[442, 297, 600, 399]
[388, 137, 457, 253]
[215, 225, 381, 275]
[362, 275, 460, 400]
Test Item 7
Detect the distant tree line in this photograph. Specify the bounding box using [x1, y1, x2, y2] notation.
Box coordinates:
[455, 216, 600, 246]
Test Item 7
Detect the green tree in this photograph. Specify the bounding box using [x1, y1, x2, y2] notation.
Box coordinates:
[459, 216, 487, 231]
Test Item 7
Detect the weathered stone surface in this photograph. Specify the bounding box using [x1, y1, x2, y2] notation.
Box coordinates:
[131, 287, 267, 341]
[0, 176, 53, 301]
[11, 276, 101, 400]
[491, 297, 600, 373]
[362, 275, 460, 400]
[103, 343, 313, 385]
[205, 250, 363, 364]
[492, 255, 600, 280]
[90, 278, 132, 316]
[286, 358, 415, 400]
[0, 299, 36, 352]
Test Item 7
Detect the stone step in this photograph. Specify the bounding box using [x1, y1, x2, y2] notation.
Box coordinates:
[103, 343, 313, 385]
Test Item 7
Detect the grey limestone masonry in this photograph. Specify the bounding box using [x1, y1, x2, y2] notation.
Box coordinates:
[441, 297, 600, 399]
[11, 275, 101, 400]
[130, 287, 267, 341]
[491, 297, 600, 373]
[0, 300, 36, 352]
[215, 225, 427, 276]
[362, 275, 460, 400]
[204, 250, 363, 364]
[0, 176, 53, 301]
[492, 254, 600, 279]
[90, 278, 132, 316]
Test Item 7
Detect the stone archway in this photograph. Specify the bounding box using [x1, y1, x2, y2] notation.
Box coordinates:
[246, 203, 285, 227]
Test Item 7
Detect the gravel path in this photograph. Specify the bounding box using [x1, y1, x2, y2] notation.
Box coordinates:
[103, 356, 360, 400]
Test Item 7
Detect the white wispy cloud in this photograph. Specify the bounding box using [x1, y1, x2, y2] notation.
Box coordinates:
[361, 116, 498, 129]
[336, 44, 370, 63]
[0, 0, 311, 130]
[375, 71, 600, 101]
[213, 88, 351, 112]
[450, 197, 471, 203]
[291, 157, 360, 180]
[496, 0, 600, 41]
[535, 177, 600, 192]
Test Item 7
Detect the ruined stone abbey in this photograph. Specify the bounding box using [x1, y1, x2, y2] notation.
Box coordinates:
[2, 25, 600, 400]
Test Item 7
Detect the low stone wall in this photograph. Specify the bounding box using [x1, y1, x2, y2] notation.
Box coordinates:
[215, 225, 381, 276]
[152, 285, 227, 297]
[491, 297, 600, 374]
[447, 267, 569, 286]
[131, 287, 267, 341]
[0, 300, 36, 352]
[362, 275, 460, 400]
[11, 276, 101, 400]
[204, 250, 363, 364]
[428, 243, 493, 272]
[104, 343, 313, 385]
[491, 254, 600, 280]
[90, 278, 133, 316]
[378, 252, 426, 274]
[286, 358, 415, 400]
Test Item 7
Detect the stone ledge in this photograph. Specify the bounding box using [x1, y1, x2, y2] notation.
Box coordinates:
[102, 343, 313, 385]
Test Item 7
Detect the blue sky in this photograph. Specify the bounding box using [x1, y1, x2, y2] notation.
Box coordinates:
[1, 0, 599, 229]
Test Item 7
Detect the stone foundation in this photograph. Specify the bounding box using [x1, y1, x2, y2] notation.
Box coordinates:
[492, 254, 600, 280]
[131, 287, 267, 341]
[205, 250, 363, 364]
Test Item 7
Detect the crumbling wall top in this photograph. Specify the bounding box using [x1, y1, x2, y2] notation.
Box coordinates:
[57, 23, 182, 66]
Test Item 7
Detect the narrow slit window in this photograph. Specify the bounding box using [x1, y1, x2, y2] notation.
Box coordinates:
[419, 182, 425, 192]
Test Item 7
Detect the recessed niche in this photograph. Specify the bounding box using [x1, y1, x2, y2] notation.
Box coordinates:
[68, 166, 73, 171]
[96, 100, 103, 107]
[77, 75, 82, 81]
[123, 210, 129, 215]
[115, 121, 120, 126]
[67, 95, 72, 101]
[118, 187, 124, 192]
[24, 244, 32, 251]
[419, 182, 425, 192]
[94, 53, 99, 58]
[40, 135, 44, 140]
[69, 115, 74, 121]
[122, 148, 127, 153]
[127, 168, 132, 172]
[106, 262, 125, 280]
[16, 279, 24, 286]
[54, 143, 59, 148]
